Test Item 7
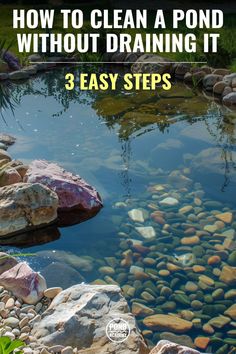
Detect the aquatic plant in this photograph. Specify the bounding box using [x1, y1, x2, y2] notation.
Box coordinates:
[0, 336, 24, 354]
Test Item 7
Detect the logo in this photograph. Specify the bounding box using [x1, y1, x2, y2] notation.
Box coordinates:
[106, 318, 130, 343]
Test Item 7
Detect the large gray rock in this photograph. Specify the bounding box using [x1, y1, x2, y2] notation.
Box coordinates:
[9, 70, 30, 80]
[131, 54, 173, 74]
[32, 284, 149, 354]
[150, 340, 202, 354]
[0, 182, 58, 237]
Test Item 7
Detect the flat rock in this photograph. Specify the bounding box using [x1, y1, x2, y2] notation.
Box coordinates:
[160, 197, 179, 206]
[135, 226, 156, 239]
[143, 314, 193, 333]
[220, 265, 236, 285]
[128, 209, 145, 222]
[216, 212, 233, 224]
[9, 70, 30, 80]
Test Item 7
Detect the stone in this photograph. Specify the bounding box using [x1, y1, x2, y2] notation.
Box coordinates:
[203, 74, 223, 91]
[143, 314, 193, 333]
[32, 284, 149, 354]
[181, 236, 200, 245]
[0, 134, 16, 146]
[216, 212, 233, 224]
[132, 302, 155, 316]
[159, 197, 179, 206]
[9, 70, 30, 80]
[28, 54, 42, 62]
[223, 92, 236, 107]
[179, 205, 193, 214]
[62, 347, 74, 354]
[128, 209, 145, 222]
[208, 315, 231, 328]
[213, 69, 230, 76]
[224, 304, 236, 320]
[0, 262, 47, 304]
[222, 86, 232, 97]
[223, 73, 236, 86]
[220, 265, 236, 285]
[207, 255, 221, 265]
[132, 54, 173, 75]
[204, 224, 218, 233]
[228, 251, 236, 266]
[44, 287, 62, 299]
[198, 275, 214, 287]
[0, 149, 11, 162]
[135, 226, 156, 239]
[194, 337, 210, 350]
[0, 167, 22, 187]
[0, 183, 58, 237]
[22, 65, 38, 75]
[24, 160, 102, 226]
[213, 81, 227, 95]
[4, 317, 19, 328]
[149, 340, 201, 354]
[225, 289, 236, 299]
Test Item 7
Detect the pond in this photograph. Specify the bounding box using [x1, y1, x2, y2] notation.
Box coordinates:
[1, 66, 236, 353]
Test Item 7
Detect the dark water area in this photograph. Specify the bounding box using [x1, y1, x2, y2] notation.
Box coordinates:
[0, 66, 236, 352]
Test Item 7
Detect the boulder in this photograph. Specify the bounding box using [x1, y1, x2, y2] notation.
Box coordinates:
[32, 284, 149, 354]
[213, 81, 227, 95]
[0, 167, 22, 187]
[0, 262, 47, 304]
[203, 74, 223, 91]
[131, 54, 173, 75]
[0, 149, 11, 162]
[150, 340, 201, 354]
[222, 92, 236, 107]
[0, 134, 16, 146]
[24, 160, 103, 226]
[174, 63, 191, 79]
[0, 182, 58, 237]
[223, 73, 236, 86]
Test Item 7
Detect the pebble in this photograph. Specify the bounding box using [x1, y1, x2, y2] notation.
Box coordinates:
[128, 209, 145, 222]
[135, 226, 156, 239]
[44, 287, 62, 299]
[160, 197, 179, 206]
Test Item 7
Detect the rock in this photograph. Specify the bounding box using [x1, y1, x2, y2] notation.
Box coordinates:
[159, 197, 179, 206]
[0, 262, 47, 304]
[32, 284, 149, 354]
[0, 149, 11, 162]
[9, 70, 30, 80]
[0, 134, 16, 146]
[220, 265, 236, 285]
[181, 236, 200, 245]
[213, 69, 230, 76]
[223, 73, 236, 86]
[223, 92, 236, 107]
[0, 252, 18, 275]
[213, 81, 227, 95]
[185, 281, 198, 292]
[225, 289, 236, 299]
[143, 314, 193, 333]
[194, 337, 210, 350]
[204, 224, 218, 233]
[44, 287, 62, 299]
[174, 63, 191, 78]
[22, 65, 38, 75]
[179, 205, 193, 214]
[198, 275, 214, 287]
[208, 315, 231, 328]
[28, 54, 42, 62]
[24, 160, 102, 226]
[135, 226, 156, 239]
[4, 317, 19, 328]
[224, 304, 236, 320]
[0, 167, 22, 187]
[207, 255, 221, 265]
[216, 212, 233, 224]
[149, 340, 201, 354]
[131, 54, 172, 75]
[228, 251, 236, 266]
[222, 86, 232, 97]
[203, 74, 223, 91]
[128, 209, 145, 222]
[132, 302, 155, 316]
[0, 183, 58, 237]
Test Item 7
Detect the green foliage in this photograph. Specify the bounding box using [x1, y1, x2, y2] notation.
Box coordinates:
[0, 336, 24, 354]
[0, 40, 13, 60]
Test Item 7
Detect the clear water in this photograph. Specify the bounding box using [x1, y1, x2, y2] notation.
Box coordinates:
[1, 67, 236, 353]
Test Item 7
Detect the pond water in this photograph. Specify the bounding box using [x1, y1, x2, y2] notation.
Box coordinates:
[1, 66, 236, 353]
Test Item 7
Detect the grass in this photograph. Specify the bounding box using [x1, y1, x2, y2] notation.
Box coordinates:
[0, 5, 236, 68]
